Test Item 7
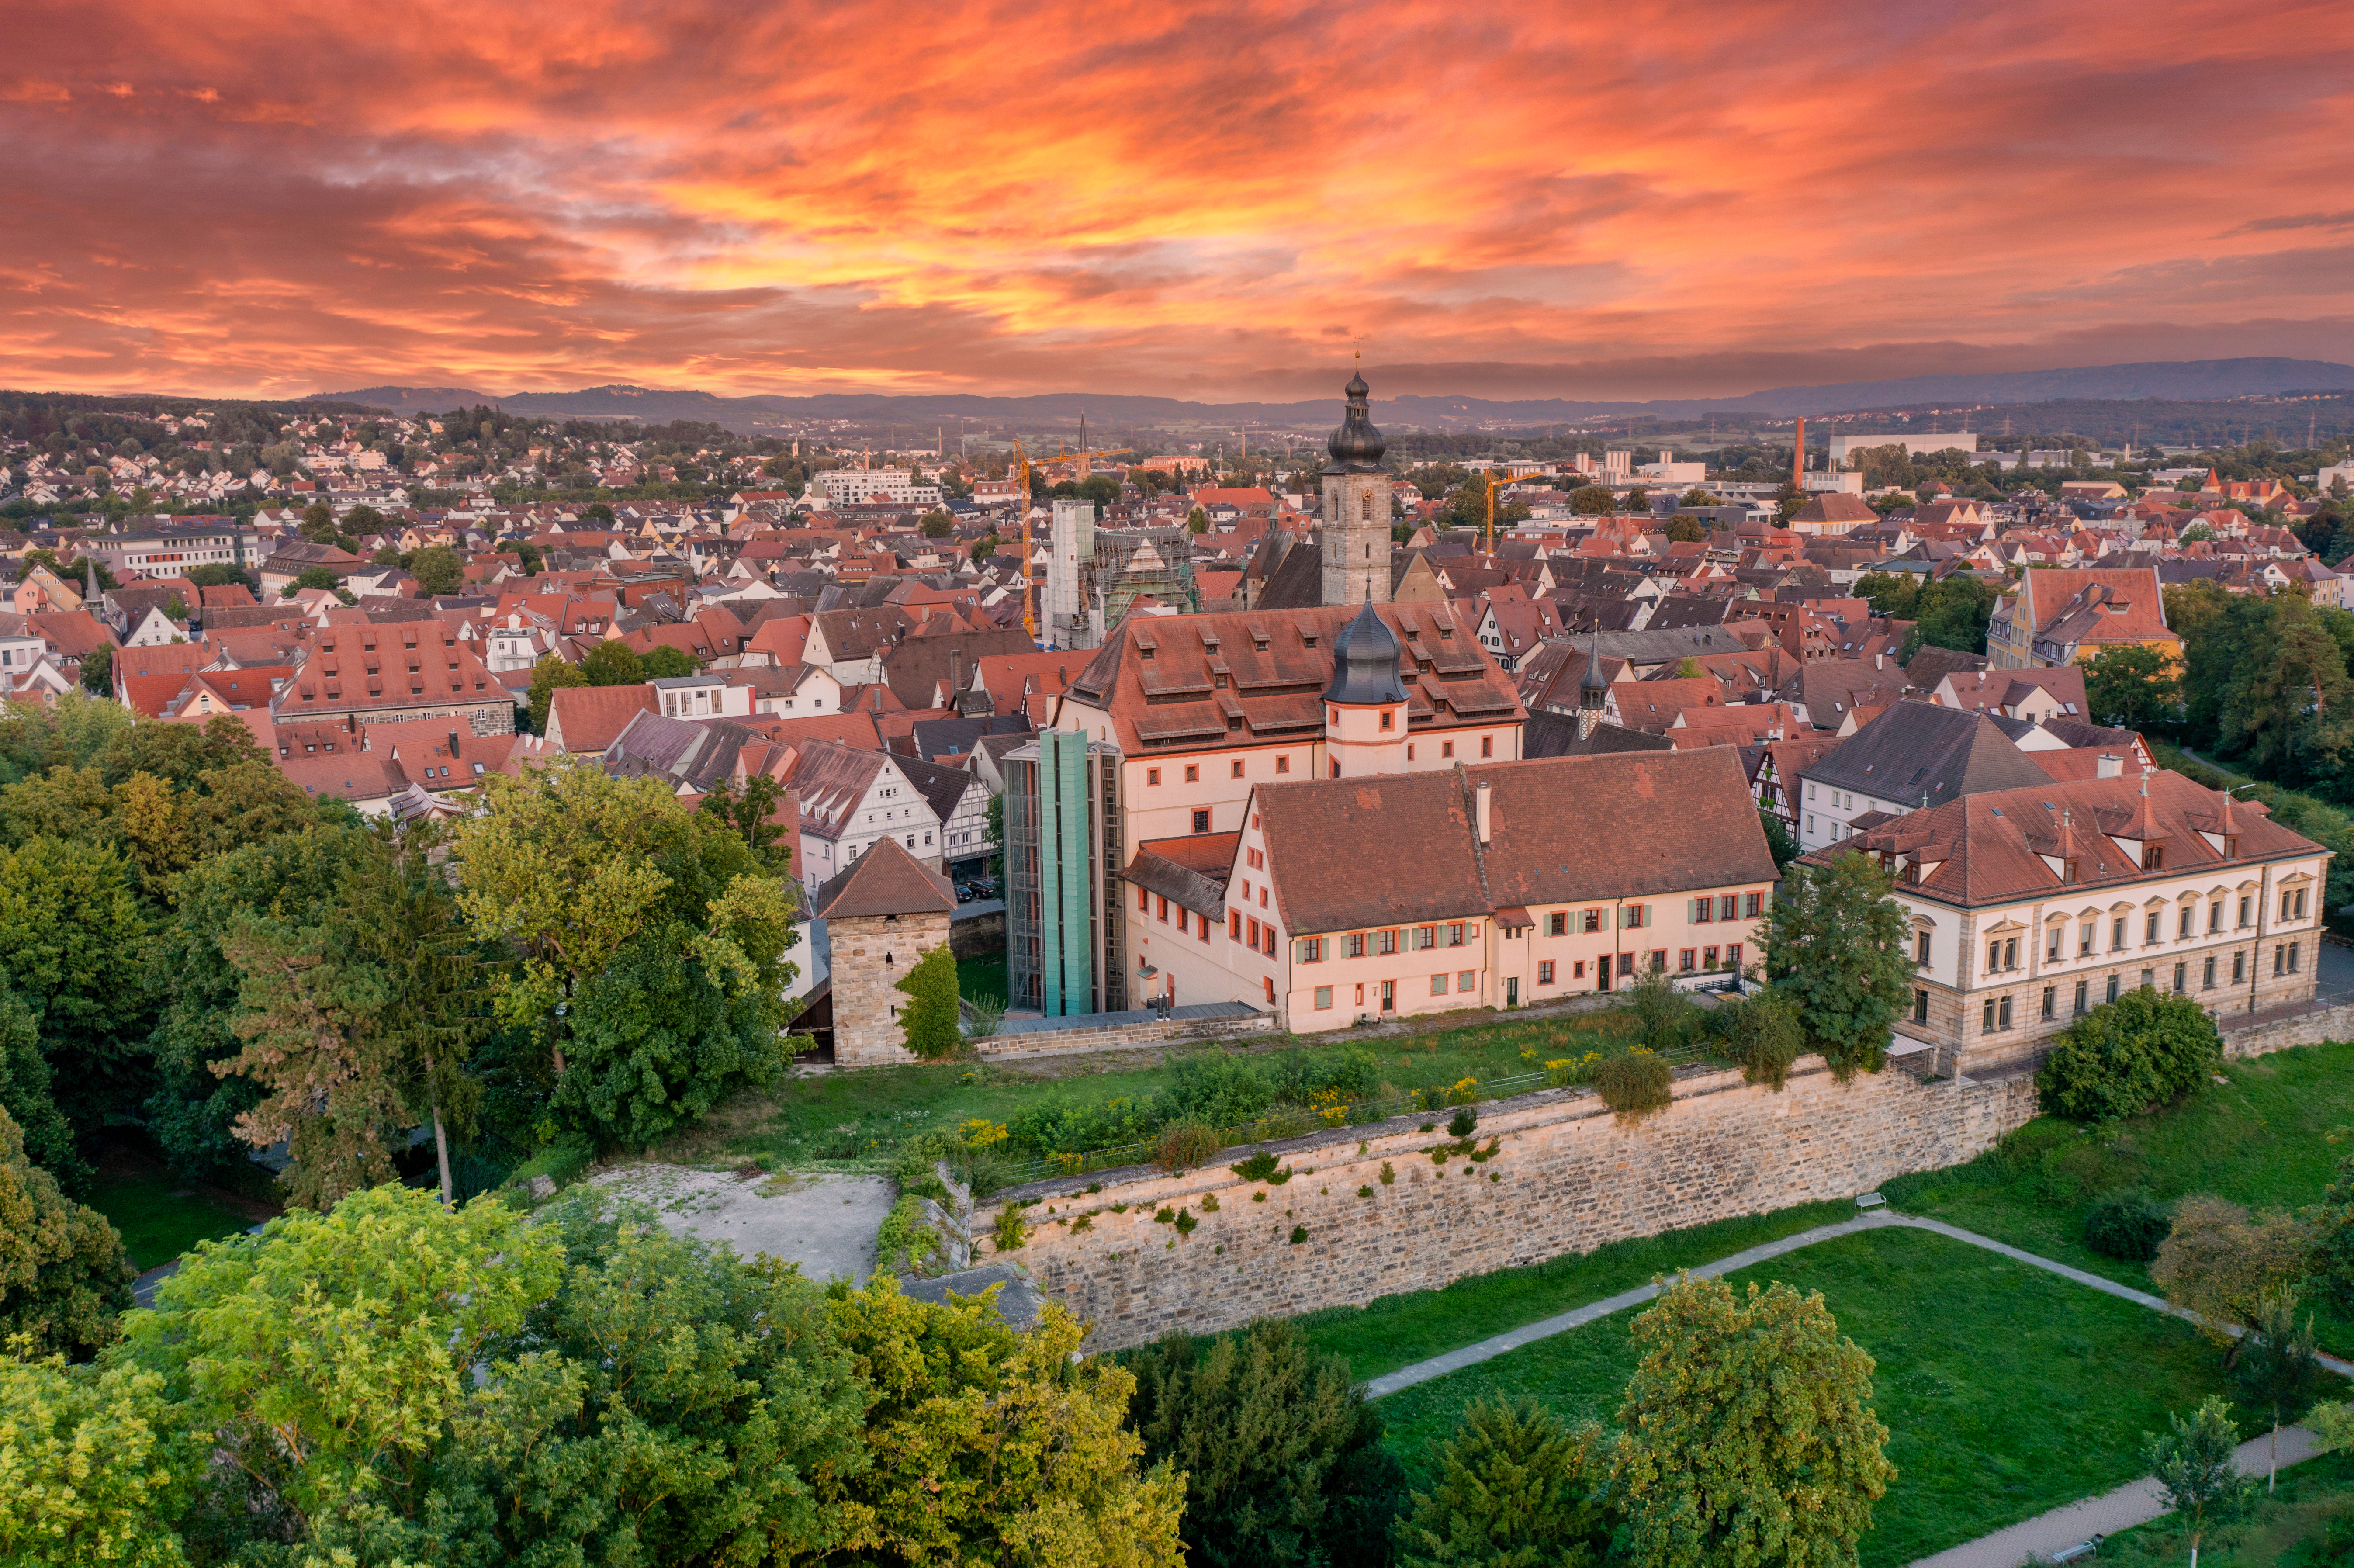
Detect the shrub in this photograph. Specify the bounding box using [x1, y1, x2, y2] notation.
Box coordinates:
[1174, 1209, 1198, 1236]
[1592, 1050, 1673, 1125]
[962, 992, 1006, 1038]
[2037, 988, 2222, 1122]
[1231, 1149, 1288, 1184]
[1623, 965, 1696, 1050]
[990, 1205, 1027, 1253]
[1448, 1106, 1477, 1139]
[1378, 1161, 1395, 1186]
[2084, 1188, 2172, 1261]
[1290, 1225, 1309, 1245]
[876, 1194, 943, 1275]
[893, 944, 963, 1060]
[1155, 1121, 1222, 1173]
[1715, 992, 1805, 1091]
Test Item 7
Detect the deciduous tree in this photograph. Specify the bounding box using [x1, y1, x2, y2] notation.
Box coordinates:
[2233, 1288, 2321, 1491]
[408, 544, 465, 596]
[119, 1184, 564, 1545]
[1616, 1276, 1894, 1568]
[2152, 1194, 2314, 1346]
[451, 766, 796, 1144]
[1763, 851, 1909, 1080]
[0, 1103, 134, 1358]
[525, 654, 586, 733]
[2082, 643, 2180, 730]
[579, 639, 644, 687]
[2145, 1396, 2252, 1568]
[831, 1277, 1186, 1568]
[0, 837, 150, 1130]
[0, 1347, 197, 1566]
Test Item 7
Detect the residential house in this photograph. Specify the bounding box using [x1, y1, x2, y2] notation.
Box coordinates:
[1795, 700, 2052, 850]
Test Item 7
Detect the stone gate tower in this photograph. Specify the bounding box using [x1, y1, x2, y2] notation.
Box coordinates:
[1319, 369, 1391, 606]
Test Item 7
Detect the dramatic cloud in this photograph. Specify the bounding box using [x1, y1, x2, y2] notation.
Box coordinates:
[3, 0, 2351, 401]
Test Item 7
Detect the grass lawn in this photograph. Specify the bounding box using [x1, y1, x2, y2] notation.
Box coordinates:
[957, 953, 1010, 1007]
[1883, 1041, 2354, 1352]
[1374, 1225, 2309, 1568]
[85, 1170, 260, 1271]
[674, 1007, 1673, 1172]
[2103, 1450, 2354, 1568]
[1293, 1198, 1853, 1381]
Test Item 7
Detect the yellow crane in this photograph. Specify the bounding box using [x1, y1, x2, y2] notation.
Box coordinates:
[1054, 440, 1132, 480]
[1011, 440, 1038, 641]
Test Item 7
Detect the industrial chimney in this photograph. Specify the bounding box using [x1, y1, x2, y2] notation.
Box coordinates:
[1793, 418, 1807, 492]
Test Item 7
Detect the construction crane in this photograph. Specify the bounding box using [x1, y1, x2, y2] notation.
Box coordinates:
[1012, 440, 1039, 642]
[1056, 412, 1132, 480]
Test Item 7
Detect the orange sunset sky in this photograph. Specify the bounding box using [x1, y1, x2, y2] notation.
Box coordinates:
[6, 0, 2352, 403]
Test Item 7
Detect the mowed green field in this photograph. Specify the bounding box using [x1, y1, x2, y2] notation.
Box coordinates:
[1372, 1225, 2297, 1568]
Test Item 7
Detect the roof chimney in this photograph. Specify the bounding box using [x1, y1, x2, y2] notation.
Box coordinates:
[1474, 781, 1492, 846]
[2097, 752, 2122, 779]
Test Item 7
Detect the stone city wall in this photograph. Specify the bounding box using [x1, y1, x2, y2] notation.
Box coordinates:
[1001, 1056, 2041, 1353]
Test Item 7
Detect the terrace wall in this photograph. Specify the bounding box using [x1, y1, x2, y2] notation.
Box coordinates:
[1002, 1055, 2040, 1353]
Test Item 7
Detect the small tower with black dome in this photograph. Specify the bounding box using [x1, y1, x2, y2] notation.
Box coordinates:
[1322, 598, 1410, 777]
[1320, 367, 1392, 607]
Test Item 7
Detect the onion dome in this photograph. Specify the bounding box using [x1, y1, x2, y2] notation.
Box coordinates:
[1322, 599, 1408, 705]
[1325, 370, 1387, 471]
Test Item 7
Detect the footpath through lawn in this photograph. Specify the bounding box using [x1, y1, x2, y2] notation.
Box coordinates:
[1372, 1224, 2278, 1568]
[1885, 1040, 2354, 1351]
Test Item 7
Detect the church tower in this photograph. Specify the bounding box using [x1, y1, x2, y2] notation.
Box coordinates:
[1320, 369, 1391, 607]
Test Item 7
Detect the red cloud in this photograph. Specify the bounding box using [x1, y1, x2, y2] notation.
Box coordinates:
[2, 0, 2351, 399]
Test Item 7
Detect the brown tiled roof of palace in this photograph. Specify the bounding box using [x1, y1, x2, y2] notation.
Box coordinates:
[1466, 749, 1779, 910]
[1253, 750, 1776, 936]
[1829, 770, 2326, 907]
[1255, 772, 1489, 933]
[1063, 602, 1523, 755]
[811, 833, 958, 919]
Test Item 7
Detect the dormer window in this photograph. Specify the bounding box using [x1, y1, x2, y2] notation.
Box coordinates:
[2144, 844, 2163, 870]
[2063, 858, 2080, 884]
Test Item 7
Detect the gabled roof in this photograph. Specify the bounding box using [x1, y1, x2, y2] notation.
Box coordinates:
[545, 684, 658, 754]
[1835, 770, 2326, 908]
[1799, 699, 2052, 808]
[810, 833, 957, 919]
[1253, 750, 1777, 936]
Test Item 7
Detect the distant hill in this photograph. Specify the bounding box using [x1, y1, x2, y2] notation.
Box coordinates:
[316, 358, 2354, 432]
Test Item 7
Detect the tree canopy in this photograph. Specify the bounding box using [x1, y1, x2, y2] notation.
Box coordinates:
[1763, 851, 1911, 1080]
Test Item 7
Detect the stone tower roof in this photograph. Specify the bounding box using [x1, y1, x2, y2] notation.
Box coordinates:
[811, 833, 957, 920]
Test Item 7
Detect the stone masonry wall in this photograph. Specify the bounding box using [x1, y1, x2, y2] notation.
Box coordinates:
[1003, 1056, 2041, 1353]
[832, 908, 953, 1066]
[2221, 999, 2354, 1061]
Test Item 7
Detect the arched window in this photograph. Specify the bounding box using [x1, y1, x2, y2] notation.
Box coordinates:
[1361, 492, 1374, 521]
